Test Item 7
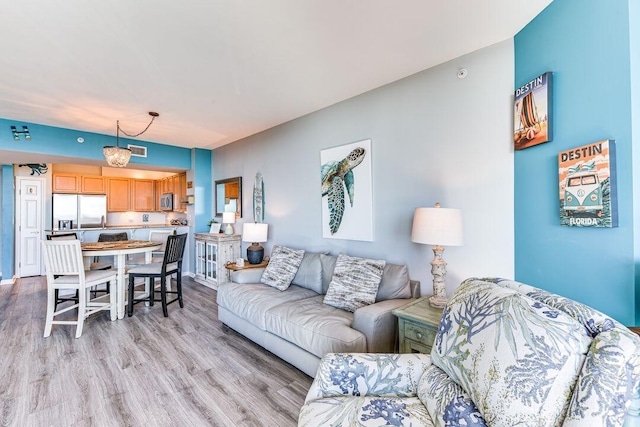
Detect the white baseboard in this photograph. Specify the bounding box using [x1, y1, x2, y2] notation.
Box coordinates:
[1, 276, 16, 285]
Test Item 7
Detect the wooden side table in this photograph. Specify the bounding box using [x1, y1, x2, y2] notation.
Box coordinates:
[392, 297, 443, 354]
[225, 259, 269, 271]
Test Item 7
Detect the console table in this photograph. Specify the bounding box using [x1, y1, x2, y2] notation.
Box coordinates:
[194, 233, 241, 290]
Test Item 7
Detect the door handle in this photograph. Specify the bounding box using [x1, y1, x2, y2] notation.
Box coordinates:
[31, 231, 40, 235]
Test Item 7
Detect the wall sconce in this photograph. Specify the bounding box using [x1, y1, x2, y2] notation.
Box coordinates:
[11, 125, 30, 141]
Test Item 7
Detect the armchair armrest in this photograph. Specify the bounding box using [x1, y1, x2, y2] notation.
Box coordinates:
[230, 267, 266, 284]
[305, 353, 431, 403]
[353, 298, 414, 353]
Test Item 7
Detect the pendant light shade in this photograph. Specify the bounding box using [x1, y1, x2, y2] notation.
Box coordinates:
[103, 145, 132, 167]
[103, 112, 158, 168]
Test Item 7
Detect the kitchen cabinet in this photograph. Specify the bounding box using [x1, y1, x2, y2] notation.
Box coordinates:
[81, 175, 105, 194]
[162, 176, 174, 195]
[52, 174, 80, 193]
[132, 179, 155, 212]
[194, 233, 241, 290]
[106, 177, 131, 212]
[154, 180, 163, 211]
[174, 172, 187, 212]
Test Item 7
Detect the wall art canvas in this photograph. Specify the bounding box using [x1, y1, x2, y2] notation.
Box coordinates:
[558, 139, 617, 227]
[320, 139, 373, 241]
[514, 71, 553, 150]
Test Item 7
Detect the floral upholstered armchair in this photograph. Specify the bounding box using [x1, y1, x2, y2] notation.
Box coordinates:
[298, 278, 640, 427]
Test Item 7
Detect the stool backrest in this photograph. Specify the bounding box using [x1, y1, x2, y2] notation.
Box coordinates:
[98, 232, 128, 242]
[148, 230, 174, 253]
[47, 233, 78, 240]
[42, 239, 85, 281]
[162, 233, 187, 267]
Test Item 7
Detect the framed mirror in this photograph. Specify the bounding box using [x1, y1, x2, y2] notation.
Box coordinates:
[215, 177, 242, 218]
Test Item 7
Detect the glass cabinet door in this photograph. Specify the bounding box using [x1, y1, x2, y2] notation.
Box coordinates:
[205, 241, 217, 281]
[195, 240, 206, 278]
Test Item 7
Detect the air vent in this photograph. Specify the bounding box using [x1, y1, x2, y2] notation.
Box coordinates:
[128, 144, 147, 157]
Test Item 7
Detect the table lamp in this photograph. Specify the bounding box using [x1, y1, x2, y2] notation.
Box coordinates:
[222, 212, 236, 235]
[242, 223, 268, 264]
[411, 203, 463, 308]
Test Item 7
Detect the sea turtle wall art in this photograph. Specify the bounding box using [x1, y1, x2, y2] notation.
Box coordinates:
[320, 139, 373, 241]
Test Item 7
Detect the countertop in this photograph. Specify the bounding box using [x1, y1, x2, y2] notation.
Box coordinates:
[46, 224, 189, 232]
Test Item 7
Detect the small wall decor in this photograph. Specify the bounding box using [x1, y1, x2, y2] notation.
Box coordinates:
[18, 163, 48, 175]
[253, 172, 264, 223]
[558, 139, 617, 227]
[320, 139, 373, 241]
[514, 72, 553, 150]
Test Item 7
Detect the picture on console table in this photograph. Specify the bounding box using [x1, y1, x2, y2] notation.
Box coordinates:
[558, 139, 618, 227]
[514, 71, 552, 150]
[320, 139, 373, 241]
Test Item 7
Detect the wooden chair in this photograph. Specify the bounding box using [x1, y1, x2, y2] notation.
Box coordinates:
[46, 233, 80, 309]
[42, 239, 117, 338]
[127, 233, 187, 317]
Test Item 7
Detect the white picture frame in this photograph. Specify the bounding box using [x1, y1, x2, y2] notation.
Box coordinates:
[209, 223, 221, 234]
[320, 139, 373, 241]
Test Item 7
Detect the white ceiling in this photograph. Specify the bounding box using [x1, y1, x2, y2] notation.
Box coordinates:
[0, 0, 552, 152]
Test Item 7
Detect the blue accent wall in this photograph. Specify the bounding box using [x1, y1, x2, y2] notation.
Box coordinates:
[515, 0, 636, 324]
[193, 148, 212, 232]
[0, 118, 191, 170]
[2, 165, 14, 280]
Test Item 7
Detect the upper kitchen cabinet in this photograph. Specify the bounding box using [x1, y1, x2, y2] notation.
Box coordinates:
[154, 180, 163, 211]
[81, 175, 105, 194]
[162, 176, 174, 194]
[52, 173, 79, 193]
[132, 179, 155, 212]
[106, 177, 131, 212]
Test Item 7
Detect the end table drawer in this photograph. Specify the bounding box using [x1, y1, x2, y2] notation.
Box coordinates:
[404, 320, 437, 347]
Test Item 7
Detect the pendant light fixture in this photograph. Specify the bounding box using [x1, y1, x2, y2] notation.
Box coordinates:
[103, 111, 159, 167]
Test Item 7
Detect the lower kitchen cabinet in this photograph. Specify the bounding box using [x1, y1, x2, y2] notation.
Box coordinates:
[194, 233, 241, 289]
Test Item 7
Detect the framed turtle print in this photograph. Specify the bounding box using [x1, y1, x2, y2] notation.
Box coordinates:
[320, 139, 373, 241]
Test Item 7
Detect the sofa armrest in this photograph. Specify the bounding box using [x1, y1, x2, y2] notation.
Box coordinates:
[230, 268, 266, 284]
[304, 352, 431, 403]
[352, 298, 414, 353]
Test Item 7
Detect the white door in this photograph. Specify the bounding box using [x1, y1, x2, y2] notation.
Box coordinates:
[16, 177, 44, 277]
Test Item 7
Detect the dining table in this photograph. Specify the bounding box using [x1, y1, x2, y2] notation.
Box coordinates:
[81, 240, 162, 319]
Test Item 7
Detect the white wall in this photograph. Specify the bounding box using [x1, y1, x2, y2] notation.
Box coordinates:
[212, 40, 515, 297]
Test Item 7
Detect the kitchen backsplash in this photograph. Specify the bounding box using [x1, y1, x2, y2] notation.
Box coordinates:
[107, 211, 186, 226]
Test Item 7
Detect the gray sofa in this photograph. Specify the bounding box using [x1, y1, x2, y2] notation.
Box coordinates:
[216, 252, 419, 377]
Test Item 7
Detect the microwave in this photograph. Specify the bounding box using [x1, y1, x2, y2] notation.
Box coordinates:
[160, 193, 173, 211]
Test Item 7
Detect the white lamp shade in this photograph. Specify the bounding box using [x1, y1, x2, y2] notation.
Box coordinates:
[411, 206, 463, 246]
[242, 223, 268, 243]
[222, 211, 236, 224]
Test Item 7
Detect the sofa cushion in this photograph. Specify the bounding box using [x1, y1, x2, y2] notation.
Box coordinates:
[418, 365, 487, 427]
[376, 263, 412, 302]
[291, 252, 323, 294]
[323, 254, 385, 312]
[430, 278, 592, 427]
[260, 245, 305, 290]
[265, 295, 366, 357]
[320, 253, 337, 294]
[217, 282, 317, 330]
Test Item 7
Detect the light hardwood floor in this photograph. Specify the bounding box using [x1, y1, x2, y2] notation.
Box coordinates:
[0, 276, 312, 426]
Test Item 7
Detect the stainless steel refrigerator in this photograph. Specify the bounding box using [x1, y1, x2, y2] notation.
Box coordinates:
[52, 194, 107, 230]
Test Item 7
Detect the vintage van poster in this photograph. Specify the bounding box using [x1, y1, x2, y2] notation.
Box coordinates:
[558, 139, 617, 227]
[514, 72, 552, 150]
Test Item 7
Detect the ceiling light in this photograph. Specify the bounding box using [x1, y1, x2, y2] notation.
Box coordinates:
[103, 112, 159, 167]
